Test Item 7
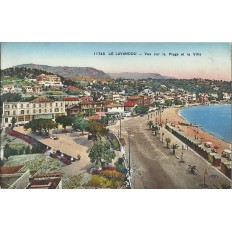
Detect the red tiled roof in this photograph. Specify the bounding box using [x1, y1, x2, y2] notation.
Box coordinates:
[64, 97, 79, 101]
[31, 97, 54, 103]
[0, 165, 24, 174]
[124, 101, 137, 107]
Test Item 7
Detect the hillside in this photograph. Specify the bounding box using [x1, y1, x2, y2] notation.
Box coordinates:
[1, 67, 62, 79]
[109, 72, 177, 80]
[14, 64, 111, 79]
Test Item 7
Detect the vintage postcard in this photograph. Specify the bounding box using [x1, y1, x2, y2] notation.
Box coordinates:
[0, 42, 231, 189]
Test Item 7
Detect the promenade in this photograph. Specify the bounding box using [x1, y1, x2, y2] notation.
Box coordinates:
[109, 114, 231, 189]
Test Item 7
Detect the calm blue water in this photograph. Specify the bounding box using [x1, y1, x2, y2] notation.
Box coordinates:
[179, 104, 232, 143]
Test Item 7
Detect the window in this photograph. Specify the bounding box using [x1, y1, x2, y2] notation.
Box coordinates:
[55, 108, 59, 112]
[5, 111, 10, 116]
[61, 103, 63, 106]
[39, 103, 41, 107]
[18, 117, 24, 122]
[33, 104, 36, 108]
[50, 109, 52, 112]
[39, 109, 41, 113]
[5, 118, 8, 123]
[33, 109, 36, 114]
[21, 104, 23, 108]
[13, 111, 16, 115]
[27, 104, 29, 107]
[21, 110, 24, 115]
[56, 103, 58, 107]
[27, 110, 29, 114]
[50, 103, 52, 107]
[45, 109, 47, 113]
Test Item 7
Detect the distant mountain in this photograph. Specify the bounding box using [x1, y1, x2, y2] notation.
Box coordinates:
[13, 64, 111, 79]
[108, 72, 177, 80]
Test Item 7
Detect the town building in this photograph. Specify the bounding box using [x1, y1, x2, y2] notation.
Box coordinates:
[33, 85, 43, 95]
[2, 97, 66, 127]
[1, 85, 15, 94]
[80, 101, 104, 115]
[106, 103, 124, 114]
[124, 101, 138, 112]
[36, 74, 63, 87]
[63, 97, 80, 108]
[66, 104, 81, 117]
[127, 95, 152, 106]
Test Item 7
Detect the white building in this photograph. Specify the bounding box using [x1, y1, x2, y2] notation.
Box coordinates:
[2, 97, 66, 127]
[223, 93, 230, 100]
[1, 85, 15, 94]
[36, 74, 63, 87]
[106, 103, 124, 114]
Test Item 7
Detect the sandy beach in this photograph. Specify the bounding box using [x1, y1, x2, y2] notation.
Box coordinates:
[159, 106, 230, 155]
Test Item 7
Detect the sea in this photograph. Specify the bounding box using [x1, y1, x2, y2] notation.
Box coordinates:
[179, 104, 232, 143]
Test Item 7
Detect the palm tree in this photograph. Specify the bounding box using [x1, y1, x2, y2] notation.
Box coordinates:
[147, 120, 154, 130]
[171, 144, 179, 155]
[165, 137, 171, 148]
[152, 125, 159, 136]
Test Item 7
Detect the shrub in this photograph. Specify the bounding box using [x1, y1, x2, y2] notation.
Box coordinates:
[100, 170, 125, 181]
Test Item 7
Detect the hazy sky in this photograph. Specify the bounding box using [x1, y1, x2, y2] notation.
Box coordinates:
[1, 42, 231, 80]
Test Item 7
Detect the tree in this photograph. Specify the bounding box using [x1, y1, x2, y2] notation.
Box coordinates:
[87, 121, 109, 141]
[11, 117, 17, 129]
[23, 123, 30, 131]
[134, 105, 149, 115]
[24, 119, 57, 134]
[25, 145, 31, 154]
[88, 141, 116, 168]
[41, 119, 57, 135]
[72, 115, 89, 134]
[55, 115, 73, 129]
[87, 109, 96, 117]
[171, 144, 179, 155]
[147, 120, 154, 130]
[165, 137, 171, 148]
[0, 93, 22, 103]
[165, 99, 172, 107]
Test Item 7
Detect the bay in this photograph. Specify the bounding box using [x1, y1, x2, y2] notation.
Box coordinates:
[179, 104, 232, 143]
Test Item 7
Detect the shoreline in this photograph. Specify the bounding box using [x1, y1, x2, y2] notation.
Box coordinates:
[178, 107, 231, 144]
[161, 106, 230, 155]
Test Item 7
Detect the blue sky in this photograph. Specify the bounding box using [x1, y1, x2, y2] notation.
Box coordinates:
[1, 42, 231, 80]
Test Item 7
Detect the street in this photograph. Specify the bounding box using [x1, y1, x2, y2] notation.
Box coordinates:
[110, 116, 231, 189]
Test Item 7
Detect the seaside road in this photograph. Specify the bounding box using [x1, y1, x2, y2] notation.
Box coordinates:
[109, 116, 231, 189]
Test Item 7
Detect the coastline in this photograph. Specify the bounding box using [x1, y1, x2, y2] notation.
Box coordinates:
[161, 106, 230, 155]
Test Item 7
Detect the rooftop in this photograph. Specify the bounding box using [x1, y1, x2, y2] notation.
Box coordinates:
[31, 97, 54, 103]
[26, 178, 61, 189]
[0, 165, 24, 174]
[124, 101, 137, 107]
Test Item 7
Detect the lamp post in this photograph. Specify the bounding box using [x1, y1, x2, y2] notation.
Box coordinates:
[128, 129, 131, 176]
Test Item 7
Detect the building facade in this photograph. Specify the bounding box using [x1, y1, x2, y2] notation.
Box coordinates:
[2, 97, 66, 127]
